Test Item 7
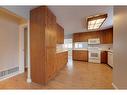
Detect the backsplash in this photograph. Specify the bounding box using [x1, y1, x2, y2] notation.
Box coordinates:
[88, 44, 113, 51]
[99, 44, 113, 51]
[57, 42, 113, 52]
[73, 42, 88, 50]
[56, 44, 66, 52]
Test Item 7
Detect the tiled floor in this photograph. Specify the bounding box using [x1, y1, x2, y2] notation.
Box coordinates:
[0, 60, 113, 89]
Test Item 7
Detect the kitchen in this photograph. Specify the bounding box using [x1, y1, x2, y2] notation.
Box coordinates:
[29, 6, 113, 87]
[62, 27, 113, 68]
[72, 27, 113, 67]
[0, 6, 113, 89]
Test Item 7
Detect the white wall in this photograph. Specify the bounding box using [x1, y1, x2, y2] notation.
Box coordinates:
[64, 34, 72, 39]
[0, 15, 19, 71]
[113, 6, 127, 89]
[3, 6, 36, 19]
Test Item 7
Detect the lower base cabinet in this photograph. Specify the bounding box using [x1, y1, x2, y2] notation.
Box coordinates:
[101, 51, 107, 64]
[72, 50, 88, 62]
[56, 51, 68, 72]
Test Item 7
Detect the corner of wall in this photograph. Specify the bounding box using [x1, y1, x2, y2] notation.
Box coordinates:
[112, 83, 118, 89]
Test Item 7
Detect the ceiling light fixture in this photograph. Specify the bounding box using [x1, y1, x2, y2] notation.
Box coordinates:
[87, 14, 107, 30]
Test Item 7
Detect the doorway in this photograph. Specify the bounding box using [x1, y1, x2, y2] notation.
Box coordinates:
[24, 27, 28, 72]
[64, 39, 73, 62]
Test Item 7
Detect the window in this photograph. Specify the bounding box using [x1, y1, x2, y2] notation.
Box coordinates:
[64, 43, 72, 49]
[75, 43, 83, 48]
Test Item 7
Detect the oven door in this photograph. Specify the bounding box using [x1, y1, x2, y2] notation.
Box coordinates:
[88, 51, 101, 63]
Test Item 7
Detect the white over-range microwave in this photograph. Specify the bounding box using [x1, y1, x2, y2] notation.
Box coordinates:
[88, 38, 100, 45]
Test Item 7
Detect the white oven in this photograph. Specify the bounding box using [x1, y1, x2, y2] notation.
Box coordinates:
[88, 47, 101, 63]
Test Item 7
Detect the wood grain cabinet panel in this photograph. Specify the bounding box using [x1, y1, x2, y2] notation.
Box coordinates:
[100, 28, 113, 44]
[106, 28, 113, 44]
[101, 51, 107, 64]
[56, 51, 68, 72]
[30, 6, 57, 85]
[73, 33, 80, 42]
[56, 24, 64, 44]
[46, 48, 56, 81]
[45, 8, 56, 47]
[72, 50, 88, 62]
[73, 28, 113, 44]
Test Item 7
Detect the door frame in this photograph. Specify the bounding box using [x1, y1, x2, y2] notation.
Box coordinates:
[19, 22, 31, 83]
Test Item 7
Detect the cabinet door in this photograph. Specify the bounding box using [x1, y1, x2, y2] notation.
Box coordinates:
[106, 28, 113, 44]
[72, 50, 88, 61]
[79, 33, 88, 42]
[78, 51, 88, 61]
[45, 8, 56, 47]
[72, 50, 77, 60]
[60, 27, 64, 44]
[101, 51, 107, 64]
[46, 48, 56, 81]
[57, 24, 64, 44]
[73, 31, 100, 42]
[100, 30, 106, 44]
[100, 28, 113, 44]
[73, 33, 80, 42]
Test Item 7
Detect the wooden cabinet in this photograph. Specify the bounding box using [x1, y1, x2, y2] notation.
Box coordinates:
[46, 48, 56, 81]
[45, 8, 57, 47]
[73, 31, 100, 42]
[106, 28, 113, 44]
[73, 32, 88, 42]
[30, 6, 57, 85]
[72, 50, 88, 62]
[73, 33, 81, 42]
[73, 28, 113, 44]
[56, 51, 68, 72]
[101, 51, 107, 64]
[56, 23, 64, 44]
[100, 28, 113, 44]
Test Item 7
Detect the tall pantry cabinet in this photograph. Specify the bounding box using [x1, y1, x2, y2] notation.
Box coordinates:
[30, 6, 57, 85]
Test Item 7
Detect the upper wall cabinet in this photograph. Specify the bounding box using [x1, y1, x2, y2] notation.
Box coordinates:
[73, 31, 100, 42]
[45, 8, 57, 47]
[100, 28, 113, 44]
[73, 27, 113, 44]
[56, 23, 64, 44]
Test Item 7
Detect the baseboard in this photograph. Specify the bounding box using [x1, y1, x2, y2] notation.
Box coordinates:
[112, 83, 118, 89]
[0, 71, 19, 82]
[27, 78, 32, 83]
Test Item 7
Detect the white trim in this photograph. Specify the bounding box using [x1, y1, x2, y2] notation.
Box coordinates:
[27, 78, 32, 83]
[19, 22, 32, 83]
[0, 71, 20, 82]
[27, 20, 32, 83]
[112, 83, 118, 89]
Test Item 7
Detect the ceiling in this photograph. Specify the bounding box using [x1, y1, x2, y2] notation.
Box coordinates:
[3, 6, 113, 35]
[49, 6, 113, 35]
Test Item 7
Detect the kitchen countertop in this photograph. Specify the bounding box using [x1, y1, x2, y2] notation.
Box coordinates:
[73, 49, 88, 51]
[100, 49, 113, 53]
[56, 50, 68, 53]
[73, 48, 113, 53]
